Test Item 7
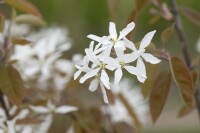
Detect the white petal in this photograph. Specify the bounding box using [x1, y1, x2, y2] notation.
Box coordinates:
[15, 109, 29, 120]
[118, 22, 135, 40]
[123, 37, 137, 51]
[142, 53, 161, 64]
[109, 22, 117, 40]
[136, 57, 146, 77]
[29, 105, 49, 114]
[95, 46, 107, 54]
[124, 66, 146, 83]
[7, 121, 16, 133]
[139, 30, 156, 49]
[98, 55, 117, 66]
[89, 41, 94, 50]
[21, 127, 32, 133]
[66, 126, 74, 133]
[114, 41, 126, 60]
[100, 82, 109, 103]
[102, 44, 113, 57]
[55, 105, 78, 114]
[114, 67, 123, 88]
[74, 69, 82, 80]
[85, 49, 99, 64]
[123, 49, 144, 63]
[80, 68, 100, 83]
[89, 79, 99, 92]
[105, 65, 118, 71]
[100, 70, 110, 89]
[87, 34, 102, 42]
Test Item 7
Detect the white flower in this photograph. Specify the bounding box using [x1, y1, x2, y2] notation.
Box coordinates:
[124, 30, 161, 78]
[100, 47, 146, 88]
[29, 100, 78, 114]
[79, 47, 115, 89]
[11, 26, 74, 90]
[89, 78, 109, 103]
[87, 22, 135, 56]
[0, 106, 30, 133]
[102, 78, 148, 125]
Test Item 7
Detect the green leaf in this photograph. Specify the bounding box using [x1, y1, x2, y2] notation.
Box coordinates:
[148, 15, 161, 25]
[170, 57, 194, 108]
[161, 23, 175, 44]
[181, 6, 200, 27]
[14, 14, 46, 27]
[150, 71, 171, 124]
[0, 65, 25, 106]
[141, 63, 159, 98]
[12, 38, 32, 45]
[5, 0, 41, 17]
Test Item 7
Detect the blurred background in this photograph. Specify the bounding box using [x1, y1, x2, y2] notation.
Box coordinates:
[7, 0, 200, 132]
[29, 0, 200, 132]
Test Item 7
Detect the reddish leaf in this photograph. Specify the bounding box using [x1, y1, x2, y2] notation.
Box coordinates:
[0, 65, 25, 106]
[181, 6, 200, 26]
[170, 57, 194, 108]
[5, 0, 41, 17]
[161, 23, 175, 44]
[191, 71, 199, 89]
[177, 105, 195, 118]
[14, 14, 46, 27]
[141, 63, 159, 98]
[150, 71, 171, 123]
[12, 38, 32, 45]
[114, 122, 136, 133]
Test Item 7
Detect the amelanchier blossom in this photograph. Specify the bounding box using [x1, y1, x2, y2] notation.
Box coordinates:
[123, 31, 161, 78]
[29, 100, 78, 133]
[11, 26, 76, 91]
[74, 22, 161, 103]
[102, 78, 148, 125]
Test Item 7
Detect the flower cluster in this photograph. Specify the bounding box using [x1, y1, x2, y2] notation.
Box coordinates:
[11, 27, 80, 91]
[102, 78, 148, 125]
[74, 22, 161, 103]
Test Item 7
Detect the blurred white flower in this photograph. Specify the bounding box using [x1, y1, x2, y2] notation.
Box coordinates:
[0, 106, 30, 133]
[11, 26, 74, 90]
[29, 100, 78, 114]
[102, 78, 148, 125]
[29, 100, 78, 133]
[66, 126, 74, 133]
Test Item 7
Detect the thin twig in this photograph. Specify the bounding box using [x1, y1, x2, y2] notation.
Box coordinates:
[0, 91, 10, 120]
[170, 0, 200, 121]
[170, 0, 191, 67]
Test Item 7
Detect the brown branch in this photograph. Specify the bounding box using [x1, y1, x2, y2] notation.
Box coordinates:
[170, 0, 191, 67]
[170, 0, 200, 121]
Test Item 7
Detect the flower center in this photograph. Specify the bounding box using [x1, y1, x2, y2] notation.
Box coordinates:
[119, 61, 125, 68]
[99, 63, 106, 70]
[111, 38, 117, 44]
